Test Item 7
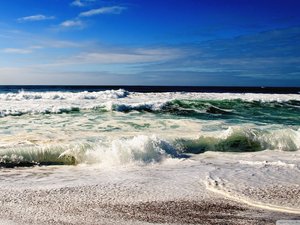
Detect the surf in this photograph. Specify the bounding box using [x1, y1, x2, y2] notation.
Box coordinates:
[1, 127, 299, 168]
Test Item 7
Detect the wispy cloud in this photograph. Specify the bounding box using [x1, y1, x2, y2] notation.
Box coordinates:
[79, 6, 127, 17]
[58, 6, 126, 30]
[42, 40, 85, 48]
[60, 19, 84, 28]
[17, 14, 55, 22]
[1, 46, 43, 54]
[140, 27, 300, 81]
[0, 67, 137, 85]
[71, 0, 96, 7]
[2, 48, 32, 54]
[44, 47, 183, 67]
[71, 0, 85, 7]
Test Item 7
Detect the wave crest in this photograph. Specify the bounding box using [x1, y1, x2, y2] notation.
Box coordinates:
[177, 127, 300, 153]
[0, 128, 299, 168]
[0, 136, 182, 168]
[0, 89, 129, 101]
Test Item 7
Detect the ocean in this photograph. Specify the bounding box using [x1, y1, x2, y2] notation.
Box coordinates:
[0, 86, 299, 224]
[0, 86, 299, 166]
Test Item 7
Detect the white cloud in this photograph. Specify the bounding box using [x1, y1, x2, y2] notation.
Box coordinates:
[60, 19, 84, 28]
[2, 48, 32, 54]
[71, 0, 84, 7]
[17, 14, 55, 22]
[29, 45, 43, 50]
[0, 67, 136, 85]
[71, 0, 96, 7]
[1, 46, 43, 54]
[79, 6, 126, 17]
[43, 40, 84, 48]
[49, 47, 182, 65]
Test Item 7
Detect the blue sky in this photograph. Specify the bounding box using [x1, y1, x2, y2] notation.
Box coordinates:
[0, 0, 299, 86]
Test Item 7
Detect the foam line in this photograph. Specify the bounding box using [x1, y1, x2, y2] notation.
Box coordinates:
[205, 176, 300, 214]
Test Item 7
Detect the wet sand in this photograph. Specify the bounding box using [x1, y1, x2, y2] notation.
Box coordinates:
[0, 185, 299, 225]
[0, 151, 299, 225]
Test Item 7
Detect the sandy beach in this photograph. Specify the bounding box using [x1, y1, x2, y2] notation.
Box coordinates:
[1, 0, 300, 222]
[0, 89, 299, 224]
[0, 151, 299, 225]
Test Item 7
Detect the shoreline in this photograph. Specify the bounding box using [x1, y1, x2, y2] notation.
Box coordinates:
[0, 151, 299, 224]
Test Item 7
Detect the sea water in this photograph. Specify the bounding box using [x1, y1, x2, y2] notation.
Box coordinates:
[0, 86, 299, 167]
[0, 86, 299, 217]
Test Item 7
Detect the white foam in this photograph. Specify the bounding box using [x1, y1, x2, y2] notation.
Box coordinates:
[1, 125, 300, 168]
[0, 90, 299, 116]
[257, 128, 300, 151]
[204, 150, 300, 213]
[238, 160, 297, 168]
[82, 135, 179, 166]
[0, 89, 128, 101]
[193, 126, 300, 152]
[0, 135, 182, 166]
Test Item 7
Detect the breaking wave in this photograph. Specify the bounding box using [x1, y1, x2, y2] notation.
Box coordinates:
[1, 127, 299, 168]
[1, 96, 300, 125]
[0, 89, 129, 101]
[0, 136, 182, 168]
[176, 127, 300, 153]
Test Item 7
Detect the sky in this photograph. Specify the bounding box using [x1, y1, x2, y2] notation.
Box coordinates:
[0, 0, 299, 86]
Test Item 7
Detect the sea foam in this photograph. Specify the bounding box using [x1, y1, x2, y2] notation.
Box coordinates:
[0, 90, 299, 117]
[1, 127, 299, 168]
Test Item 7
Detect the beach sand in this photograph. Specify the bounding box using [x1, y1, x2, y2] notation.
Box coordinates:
[0, 188, 297, 225]
[0, 151, 299, 225]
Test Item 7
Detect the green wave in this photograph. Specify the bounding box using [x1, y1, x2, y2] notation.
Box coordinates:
[0, 145, 89, 168]
[176, 133, 262, 154]
[161, 99, 300, 125]
[2, 99, 300, 125]
[0, 127, 299, 168]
